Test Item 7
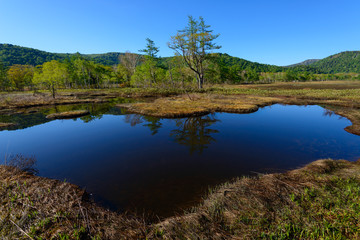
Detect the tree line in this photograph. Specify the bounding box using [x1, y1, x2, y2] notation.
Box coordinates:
[1, 16, 360, 94]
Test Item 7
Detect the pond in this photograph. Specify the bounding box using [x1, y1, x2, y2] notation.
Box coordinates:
[1, 103, 360, 218]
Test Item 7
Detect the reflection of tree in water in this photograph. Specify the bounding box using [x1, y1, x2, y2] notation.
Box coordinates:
[323, 109, 336, 117]
[170, 115, 219, 154]
[125, 114, 162, 135]
[0, 100, 132, 131]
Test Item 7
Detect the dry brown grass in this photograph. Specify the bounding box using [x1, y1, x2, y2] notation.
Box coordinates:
[150, 159, 360, 239]
[225, 80, 360, 90]
[0, 92, 110, 111]
[0, 122, 15, 128]
[0, 166, 147, 239]
[1, 159, 360, 239]
[46, 110, 90, 119]
[0, 88, 181, 111]
[118, 94, 281, 118]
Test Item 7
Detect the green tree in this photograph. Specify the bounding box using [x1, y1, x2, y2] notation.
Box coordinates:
[0, 61, 11, 91]
[33, 60, 67, 98]
[168, 16, 221, 89]
[138, 38, 160, 86]
[285, 70, 298, 82]
[7, 65, 34, 90]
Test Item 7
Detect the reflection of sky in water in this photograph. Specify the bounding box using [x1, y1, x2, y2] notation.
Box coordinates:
[0, 104, 359, 217]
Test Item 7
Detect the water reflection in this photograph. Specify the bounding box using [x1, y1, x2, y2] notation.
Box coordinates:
[124, 114, 219, 152]
[4, 154, 38, 175]
[124, 115, 162, 135]
[170, 115, 219, 153]
[0, 98, 133, 131]
[1, 104, 360, 218]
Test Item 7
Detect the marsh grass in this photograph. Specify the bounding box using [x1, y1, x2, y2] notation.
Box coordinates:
[2, 81, 360, 239]
[0, 165, 147, 240]
[46, 110, 90, 119]
[118, 94, 280, 118]
[1, 159, 360, 239]
[152, 159, 360, 239]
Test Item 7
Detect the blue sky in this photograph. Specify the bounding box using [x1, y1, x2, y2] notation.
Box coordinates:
[1, 0, 359, 66]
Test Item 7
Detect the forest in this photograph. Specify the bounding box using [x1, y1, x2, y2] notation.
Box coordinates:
[1, 16, 360, 94]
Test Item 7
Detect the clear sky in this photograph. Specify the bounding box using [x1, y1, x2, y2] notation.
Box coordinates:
[1, 0, 360, 66]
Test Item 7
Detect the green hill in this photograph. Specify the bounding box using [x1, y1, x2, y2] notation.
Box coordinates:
[0, 44, 123, 66]
[2, 43, 360, 74]
[287, 59, 320, 67]
[214, 53, 285, 72]
[0, 44, 69, 66]
[1, 44, 289, 73]
[308, 51, 360, 73]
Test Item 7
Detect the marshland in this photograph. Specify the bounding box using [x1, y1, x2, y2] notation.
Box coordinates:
[1, 80, 360, 239]
[2, 3, 360, 238]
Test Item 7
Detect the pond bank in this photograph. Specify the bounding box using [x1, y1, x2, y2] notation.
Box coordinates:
[1, 159, 360, 239]
[46, 110, 90, 119]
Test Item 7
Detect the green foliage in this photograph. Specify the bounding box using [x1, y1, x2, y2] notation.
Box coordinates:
[310, 51, 360, 73]
[7, 64, 34, 90]
[33, 60, 67, 97]
[260, 177, 360, 239]
[131, 61, 166, 87]
[0, 61, 11, 90]
[168, 16, 221, 89]
[140, 38, 159, 59]
[131, 39, 165, 87]
[0, 44, 124, 67]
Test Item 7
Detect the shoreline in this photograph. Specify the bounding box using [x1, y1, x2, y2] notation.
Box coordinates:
[1, 81, 360, 238]
[1, 159, 359, 239]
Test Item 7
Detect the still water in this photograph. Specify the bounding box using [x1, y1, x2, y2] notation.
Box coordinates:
[1, 103, 360, 217]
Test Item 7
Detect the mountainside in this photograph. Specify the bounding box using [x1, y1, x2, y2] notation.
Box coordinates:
[0, 44, 123, 66]
[287, 59, 320, 67]
[0, 44, 287, 72]
[2, 44, 360, 74]
[308, 51, 360, 73]
[214, 53, 284, 72]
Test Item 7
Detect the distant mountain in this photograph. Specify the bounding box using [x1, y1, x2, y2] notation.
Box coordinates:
[2, 43, 360, 74]
[0, 44, 124, 66]
[0, 44, 287, 72]
[213, 53, 285, 72]
[287, 59, 320, 67]
[308, 51, 360, 73]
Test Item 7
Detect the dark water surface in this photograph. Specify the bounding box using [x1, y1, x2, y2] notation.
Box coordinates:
[1, 104, 360, 217]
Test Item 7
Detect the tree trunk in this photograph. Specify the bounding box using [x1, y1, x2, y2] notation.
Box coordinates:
[51, 84, 56, 99]
[198, 74, 204, 89]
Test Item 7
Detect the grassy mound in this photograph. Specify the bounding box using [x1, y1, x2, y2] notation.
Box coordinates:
[46, 110, 90, 119]
[118, 94, 280, 118]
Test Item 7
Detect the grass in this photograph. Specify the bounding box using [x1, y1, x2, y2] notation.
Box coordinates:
[0, 165, 146, 239]
[117, 81, 360, 135]
[1, 159, 360, 239]
[45, 110, 90, 119]
[1, 81, 360, 239]
[118, 94, 280, 118]
[0, 87, 185, 110]
[0, 122, 15, 128]
[152, 159, 360, 239]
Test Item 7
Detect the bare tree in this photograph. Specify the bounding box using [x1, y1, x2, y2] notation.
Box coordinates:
[119, 51, 141, 75]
